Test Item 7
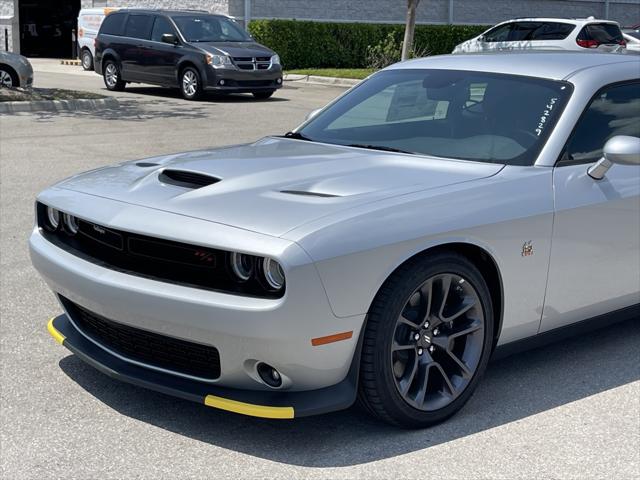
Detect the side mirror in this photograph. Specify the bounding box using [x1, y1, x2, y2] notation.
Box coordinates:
[305, 108, 322, 122]
[477, 34, 485, 42]
[588, 135, 640, 180]
[161, 33, 178, 45]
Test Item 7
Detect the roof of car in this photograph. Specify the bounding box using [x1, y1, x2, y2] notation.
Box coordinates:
[495, 17, 618, 25]
[389, 51, 639, 80]
[113, 9, 228, 17]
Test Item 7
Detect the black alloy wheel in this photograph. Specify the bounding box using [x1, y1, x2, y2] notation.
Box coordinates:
[358, 252, 494, 428]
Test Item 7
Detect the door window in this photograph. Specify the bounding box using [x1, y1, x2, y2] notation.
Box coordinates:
[151, 16, 175, 43]
[100, 12, 126, 36]
[124, 14, 153, 40]
[484, 23, 512, 42]
[509, 22, 575, 41]
[561, 82, 640, 165]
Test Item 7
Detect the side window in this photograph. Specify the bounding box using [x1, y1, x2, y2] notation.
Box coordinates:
[100, 12, 126, 36]
[484, 23, 512, 42]
[561, 82, 640, 165]
[150, 16, 175, 42]
[508, 22, 543, 41]
[530, 22, 575, 40]
[124, 14, 153, 40]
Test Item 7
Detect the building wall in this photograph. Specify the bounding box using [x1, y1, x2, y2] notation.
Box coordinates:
[80, 0, 230, 14]
[0, 0, 17, 52]
[240, 0, 639, 26]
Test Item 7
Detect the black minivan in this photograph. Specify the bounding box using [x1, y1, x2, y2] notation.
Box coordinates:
[94, 9, 283, 100]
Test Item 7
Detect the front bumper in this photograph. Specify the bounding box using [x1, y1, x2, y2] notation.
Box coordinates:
[204, 65, 283, 92]
[48, 314, 360, 418]
[30, 190, 365, 394]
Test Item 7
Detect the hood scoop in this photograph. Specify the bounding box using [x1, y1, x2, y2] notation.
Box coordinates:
[159, 169, 221, 189]
[280, 189, 340, 198]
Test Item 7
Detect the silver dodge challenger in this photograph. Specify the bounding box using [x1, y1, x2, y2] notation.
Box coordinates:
[31, 51, 639, 428]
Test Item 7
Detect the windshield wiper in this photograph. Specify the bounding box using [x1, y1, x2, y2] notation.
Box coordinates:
[347, 144, 415, 155]
[283, 131, 314, 141]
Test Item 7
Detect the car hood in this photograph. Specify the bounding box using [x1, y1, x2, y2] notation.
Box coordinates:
[194, 41, 274, 57]
[54, 137, 503, 237]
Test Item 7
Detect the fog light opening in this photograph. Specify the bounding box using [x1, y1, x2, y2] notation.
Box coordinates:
[257, 362, 282, 388]
[218, 79, 225, 85]
[276, 78, 282, 84]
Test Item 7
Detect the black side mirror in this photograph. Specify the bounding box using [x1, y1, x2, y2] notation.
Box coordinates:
[161, 33, 178, 45]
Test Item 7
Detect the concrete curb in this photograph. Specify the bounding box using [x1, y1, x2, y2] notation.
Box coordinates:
[283, 74, 361, 88]
[0, 96, 119, 113]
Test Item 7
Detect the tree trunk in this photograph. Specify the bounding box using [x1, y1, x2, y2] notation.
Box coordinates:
[402, 0, 420, 61]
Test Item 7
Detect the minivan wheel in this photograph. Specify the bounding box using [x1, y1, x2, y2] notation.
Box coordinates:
[81, 49, 94, 71]
[103, 60, 125, 91]
[0, 66, 18, 88]
[357, 252, 494, 428]
[252, 90, 275, 100]
[180, 67, 203, 100]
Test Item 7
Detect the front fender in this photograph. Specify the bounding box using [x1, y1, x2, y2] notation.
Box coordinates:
[287, 166, 555, 345]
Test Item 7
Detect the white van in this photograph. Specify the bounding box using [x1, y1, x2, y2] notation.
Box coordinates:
[77, 8, 119, 70]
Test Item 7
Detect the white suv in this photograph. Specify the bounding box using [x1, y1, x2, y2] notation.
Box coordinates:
[453, 17, 626, 54]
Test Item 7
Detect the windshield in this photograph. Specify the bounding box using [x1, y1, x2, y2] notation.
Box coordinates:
[298, 69, 572, 166]
[172, 15, 251, 42]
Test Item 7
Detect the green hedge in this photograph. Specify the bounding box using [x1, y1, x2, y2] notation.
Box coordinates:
[248, 19, 488, 69]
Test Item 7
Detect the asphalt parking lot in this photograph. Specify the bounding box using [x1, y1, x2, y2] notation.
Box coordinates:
[1, 61, 638, 480]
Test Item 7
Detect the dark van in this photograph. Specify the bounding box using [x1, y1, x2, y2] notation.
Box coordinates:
[94, 10, 283, 100]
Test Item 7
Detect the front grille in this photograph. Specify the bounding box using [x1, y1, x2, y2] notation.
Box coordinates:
[36, 203, 283, 299]
[232, 56, 271, 71]
[63, 297, 221, 380]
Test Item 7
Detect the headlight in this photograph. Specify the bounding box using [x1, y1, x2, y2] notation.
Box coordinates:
[270, 54, 281, 65]
[262, 258, 285, 291]
[229, 252, 255, 282]
[206, 54, 233, 67]
[63, 213, 79, 235]
[46, 206, 60, 230]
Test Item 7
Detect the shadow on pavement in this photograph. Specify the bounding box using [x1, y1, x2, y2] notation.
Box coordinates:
[27, 88, 287, 122]
[59, 317, 639, 467]
[122, 86, 290, 103]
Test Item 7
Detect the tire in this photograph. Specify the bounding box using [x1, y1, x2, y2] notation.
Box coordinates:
[357, 252, 494, 428]
[252, 90, 275, 100]
[180, 67, 203, 100]
[81, 49, 94, 71]
[0, 66, 18, 88]
[103, 60, 125, 91]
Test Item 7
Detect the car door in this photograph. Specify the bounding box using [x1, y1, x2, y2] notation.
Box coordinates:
[120, 13, 154, 81]
[147, 15, 182, 85]
[541, 81, 640, 332]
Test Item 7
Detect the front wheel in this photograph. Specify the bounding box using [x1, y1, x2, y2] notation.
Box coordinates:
[0, 66, 18, 88]
[180, 67, 203, 100]
[103, 60, 125, 91]
[252, 90, 275, 100]
[358, 252, 494, 428]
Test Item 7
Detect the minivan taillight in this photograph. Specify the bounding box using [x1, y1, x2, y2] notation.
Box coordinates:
[577, 39, 599, 48]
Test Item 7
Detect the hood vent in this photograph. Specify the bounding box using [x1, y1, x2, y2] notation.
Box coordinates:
[159, 169, 221, 189]
[280, 189, 339, 198]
